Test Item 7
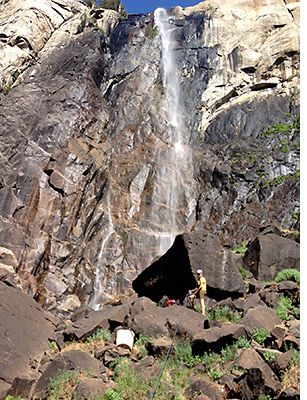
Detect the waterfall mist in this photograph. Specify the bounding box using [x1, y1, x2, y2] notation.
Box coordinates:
[90, 8, 197, 308]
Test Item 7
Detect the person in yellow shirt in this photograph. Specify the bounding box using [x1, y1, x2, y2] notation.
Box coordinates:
[190, 269, 206, 316]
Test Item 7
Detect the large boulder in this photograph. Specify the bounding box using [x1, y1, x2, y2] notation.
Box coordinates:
[232, 348, 281, 397]
[181, 231, 246, 297]
[243, 233, 300, 281]
[184, 376, 224, 400]
[62, 303, 130, 341]
[127, 303, 206, 341]
[191, 323, 248, 355]
[32, 349, 106, 399]
[133, 231, 245, 302]
[0, 282, 56, 398]
[241, 305, 282, 335]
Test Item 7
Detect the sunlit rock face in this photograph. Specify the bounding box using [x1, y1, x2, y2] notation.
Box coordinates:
[0, 0, 299, 316]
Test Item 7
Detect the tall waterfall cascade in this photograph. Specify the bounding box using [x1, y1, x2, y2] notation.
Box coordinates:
[90, 8, 197, 309]
[148, 8, 196, 254]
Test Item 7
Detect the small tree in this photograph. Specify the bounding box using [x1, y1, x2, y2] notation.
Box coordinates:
[83, 0, 96, 6]
[82, 0, 127, 16]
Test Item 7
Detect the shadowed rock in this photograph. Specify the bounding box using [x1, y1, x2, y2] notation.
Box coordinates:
[243, 233, 300, 281]
[191, 323, 248, 355]
[241, 305, 282, 335]
[0, 282, 56, 388]
[232, 348, 281, 396]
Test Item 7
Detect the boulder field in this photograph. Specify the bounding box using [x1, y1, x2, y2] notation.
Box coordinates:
[0, 268, 300, 399]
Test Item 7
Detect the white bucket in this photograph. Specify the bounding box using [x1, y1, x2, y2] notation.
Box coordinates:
[116, 328, 135, 351]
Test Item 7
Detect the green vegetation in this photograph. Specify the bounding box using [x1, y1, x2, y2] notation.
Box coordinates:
[274, 296, 297, 321]
[275, 268, 300, 285]
[263, 351, 276, 362]
[150, 26, 158, 38]
[252, 328, 269, 345]
[134, 333, 152, 358]
[231, 240, 249, 254]
[49, 341, 57, 350]
[207, 305, 242, 323]
[261, 170, 300, 188]
[86, 328, 111, 343]
[229, 115, 300, 192]
[238, 265, 248, 280]
[82, 0, 127, 17]
[101, 338, 252, 399]
[103, 388, 120, 400]
[48, 370, 81, 400]
[258, 395, 272, 400]
[76, 12, 87, 34]
[202, 4, 219, 17]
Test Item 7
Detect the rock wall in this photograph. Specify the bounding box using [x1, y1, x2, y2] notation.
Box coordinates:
[0, 0, 300, 315]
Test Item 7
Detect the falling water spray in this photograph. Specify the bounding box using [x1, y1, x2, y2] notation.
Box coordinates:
[90, 8, 196, 308]
[147, 8, 195, 256]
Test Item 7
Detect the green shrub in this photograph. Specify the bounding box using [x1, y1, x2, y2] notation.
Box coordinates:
[274, 296, 296, 321]
[208, 369, 223, 381]
[86, 328, 111, 343]
[231, 240, 249, 254]
[263, 351, 276, 362]
[111, 358, 151, 398]
[76, 12, 87, 34]
[238, 265, 248, 280]
[275, 269, 300, 285]
[258, 395, 272, 400]
[103, 388, 122, 400]
[47, 370, 80, 399]
[236, 336, 251, 349]
[252, 328, 269, 345]
[175, 340, 203, 368]
[207, 305, 241, 323]
[135, 333, 152, 347]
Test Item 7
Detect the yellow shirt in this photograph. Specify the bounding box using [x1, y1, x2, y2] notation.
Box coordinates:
[198, 276, 206, 293]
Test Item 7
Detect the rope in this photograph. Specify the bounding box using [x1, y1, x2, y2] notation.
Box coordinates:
[149, 291, 192, 400]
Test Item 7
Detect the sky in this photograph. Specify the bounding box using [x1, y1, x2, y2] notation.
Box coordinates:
[123, 0, 203, 14]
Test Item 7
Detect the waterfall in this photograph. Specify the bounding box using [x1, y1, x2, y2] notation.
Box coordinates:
[90, 8, 196, 308]
[147, 8, 195, 256]
[154, 8, 184, 143]
[89, 187, 116, 311]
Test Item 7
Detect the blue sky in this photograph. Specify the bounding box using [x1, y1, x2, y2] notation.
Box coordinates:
[124, 0, 202, 14]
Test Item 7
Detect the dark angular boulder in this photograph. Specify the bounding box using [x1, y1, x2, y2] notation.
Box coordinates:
[232, 348, 281, 395]
[128, 303, 206, 342]
[243, 293, 266, 312]
[32, 349, 106, 399]
[181, 230, 246, 298]
[191, 323, 248, 355]
[145, 338, 176, 358]
[239, 367, 275, 400]
[62, 304, 129, 341]
[74, 378, 107, 399]
[277, 387, 300, 400]
[0, 282, 56, 390]
[243, 233, 300, 281]
[133, 356, 161, 382]
[184, 376, 224, 400]
[241, 305, 282, 335]
[133, 230, 246, 303]
[269, 350, 295, 377]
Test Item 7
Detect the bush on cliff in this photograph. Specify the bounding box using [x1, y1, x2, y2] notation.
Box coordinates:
[275, 268, 300, 285]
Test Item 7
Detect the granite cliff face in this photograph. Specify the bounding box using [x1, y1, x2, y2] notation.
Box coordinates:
[0, 0, 300, 315]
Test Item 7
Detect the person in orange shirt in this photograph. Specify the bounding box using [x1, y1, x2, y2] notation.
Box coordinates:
[190, 269, 206, 316]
